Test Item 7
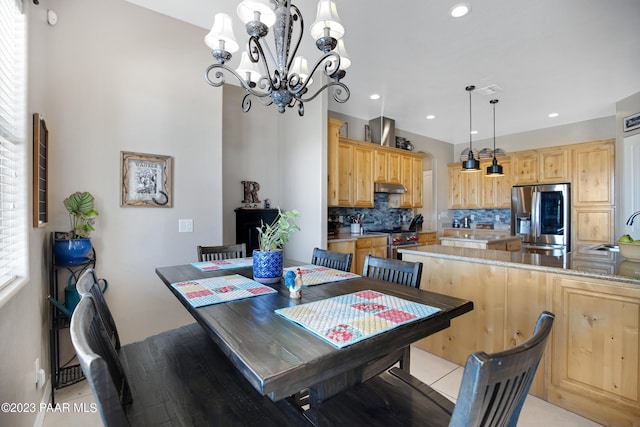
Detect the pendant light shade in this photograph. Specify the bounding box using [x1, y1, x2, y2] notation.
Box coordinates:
[486, 99, 504, 176]
[461, 85, 480, 172]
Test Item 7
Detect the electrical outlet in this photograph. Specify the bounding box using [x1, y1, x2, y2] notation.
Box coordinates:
[495, 214, 500, 221]
[178, 219, 193, 233]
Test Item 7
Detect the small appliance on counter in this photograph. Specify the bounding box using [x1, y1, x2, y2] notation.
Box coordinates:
[461, 217, 471, 229]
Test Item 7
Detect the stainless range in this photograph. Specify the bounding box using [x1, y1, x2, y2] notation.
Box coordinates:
[369, 229, 421, 259]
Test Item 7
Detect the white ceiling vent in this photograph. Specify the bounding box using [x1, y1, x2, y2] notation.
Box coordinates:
[475, 84, 503, 96]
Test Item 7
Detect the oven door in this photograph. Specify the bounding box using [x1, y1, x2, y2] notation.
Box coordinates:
[391, 242, 421, 260]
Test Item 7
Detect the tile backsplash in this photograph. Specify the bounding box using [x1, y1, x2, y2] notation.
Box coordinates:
[450, 209, 512, 230]
[329, 194, 413, 231]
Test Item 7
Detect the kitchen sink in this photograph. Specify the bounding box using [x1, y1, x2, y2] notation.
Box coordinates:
[589, 243, 620, 252]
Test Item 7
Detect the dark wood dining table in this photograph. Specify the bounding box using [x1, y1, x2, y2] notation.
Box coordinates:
[155, 260, 473, 407]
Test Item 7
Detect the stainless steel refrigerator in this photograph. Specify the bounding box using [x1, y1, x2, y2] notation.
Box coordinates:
[511, 183, 571, 255]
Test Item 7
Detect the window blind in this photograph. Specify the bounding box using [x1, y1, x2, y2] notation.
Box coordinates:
[0, 0, 26, 292]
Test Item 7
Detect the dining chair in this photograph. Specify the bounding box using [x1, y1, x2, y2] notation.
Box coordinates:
[311, 247, 353, 272]
[362, 254, 423, 288]
[75, 268, 120, 350]
[305, 311, 555, 427]
[197, 243, 247, 262]
[70, 293, 312, 426]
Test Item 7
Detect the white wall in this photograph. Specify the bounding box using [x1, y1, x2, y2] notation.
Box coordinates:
[616, 91, 640, 237]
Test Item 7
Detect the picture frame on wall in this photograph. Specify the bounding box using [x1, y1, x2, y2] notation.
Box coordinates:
[120, 151, 173, 207]
[33, 113, 48, 227]
[623, 112, 640, 132]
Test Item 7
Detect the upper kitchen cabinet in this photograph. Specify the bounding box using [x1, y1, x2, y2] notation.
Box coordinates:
[328, 120, 423, 208]
[481, 158, 512, 208]
[447, 164, 482, 209]
[512, 147, 570, 185]
[572, 140, 615, 206]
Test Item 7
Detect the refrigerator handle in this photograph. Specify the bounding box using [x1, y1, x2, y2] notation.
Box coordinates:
[532, 189, 541, 237]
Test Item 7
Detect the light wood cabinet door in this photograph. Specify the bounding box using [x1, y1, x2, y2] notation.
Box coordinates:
[373, 149, 387, 182]
[448, 164, 463, 209]
[418, 232, 437, 246]
[327, 119, 342, 206]
[353, 146, 374, 207]
[512, 150, 539, 185]
[412, 156, 423, 208]
[355, 236, 388, 274]
[549, 275, 640, 426]
[388, 153, 402, 184]
[337, 142, 353, 206]
[400, 155, 413, 208]
[539, 147, 570, 183]
[572, 140, 615, 206]
[481, 158, 512, 208]
[327, 240, 356, 273]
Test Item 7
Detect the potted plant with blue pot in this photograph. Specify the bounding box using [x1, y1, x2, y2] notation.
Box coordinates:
[253, 208, 300, 284]
[53, 191, 99, 265]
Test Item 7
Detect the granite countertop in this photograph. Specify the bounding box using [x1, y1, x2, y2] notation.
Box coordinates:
[398, 245, 640, 286]
[439, 234, 520, 243]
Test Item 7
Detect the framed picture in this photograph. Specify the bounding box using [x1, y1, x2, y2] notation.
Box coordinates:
[624, 112, 640, 132]
[33, 113, 48, 227]
[120, 151, 173, 207]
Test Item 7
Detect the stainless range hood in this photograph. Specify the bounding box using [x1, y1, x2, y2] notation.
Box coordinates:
[374, 182, 406, 194]
[369, 116, 396, 147]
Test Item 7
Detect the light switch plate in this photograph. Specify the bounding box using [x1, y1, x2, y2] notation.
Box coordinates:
[179, 219, 193, 233]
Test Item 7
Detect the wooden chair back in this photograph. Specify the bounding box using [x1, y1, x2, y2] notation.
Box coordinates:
[311, 247, 353, 272]
[362, 255, 423, 288]
[70, 296, 132, 427]
[76, 269, 121, 350]
[450, 311, 555, 426]
[197, 243, 247, 262]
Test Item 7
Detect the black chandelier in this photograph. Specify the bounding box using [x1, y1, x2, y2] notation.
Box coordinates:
[204, 0, 350, 116]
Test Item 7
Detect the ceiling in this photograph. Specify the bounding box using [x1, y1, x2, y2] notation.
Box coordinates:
[125, 0, 640, 145]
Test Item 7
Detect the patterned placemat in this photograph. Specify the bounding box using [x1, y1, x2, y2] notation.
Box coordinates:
[171, 274, 276, 308]
[191, 257, 253, 272]
[275, 290, 441, 348]
[283, 264, 360, 286]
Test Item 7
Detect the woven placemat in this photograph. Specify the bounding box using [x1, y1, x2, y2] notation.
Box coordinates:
[191, 257, 253, 272]
[171, 274, 276, 308]
[283, 265, 360, 286]
[275, 290, 441, 348]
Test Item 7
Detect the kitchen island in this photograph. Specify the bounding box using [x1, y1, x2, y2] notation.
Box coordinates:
[439, 233, 522, 251]
[398, 245, 640, 426]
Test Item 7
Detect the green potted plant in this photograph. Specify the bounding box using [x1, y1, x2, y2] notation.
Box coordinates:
[252, 208, 300, 283]
[53, 191, 99, 265]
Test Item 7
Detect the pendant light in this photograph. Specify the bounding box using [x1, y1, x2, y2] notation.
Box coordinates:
[486, 99, 504, 176]
[461, 85, 480, 172]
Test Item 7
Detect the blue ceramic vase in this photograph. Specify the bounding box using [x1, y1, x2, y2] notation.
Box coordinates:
[252, 249, 283, 284]
[53, 238, 92, 265]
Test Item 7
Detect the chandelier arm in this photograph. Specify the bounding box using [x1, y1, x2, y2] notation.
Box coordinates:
[285, 3, 304, 72]
[286, 51, 341, 96]
[206, 63, 273, 100]
[248, 37, 276, 92]
[296, 80, 350, 104]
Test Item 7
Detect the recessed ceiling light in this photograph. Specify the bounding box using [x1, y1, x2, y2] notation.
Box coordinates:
[426, 115, 435, 120]
[548, 112, 559, 118]
[471, 130, 478, 135]
[370, 94, 380, 100]
[450, 4, 471, 18]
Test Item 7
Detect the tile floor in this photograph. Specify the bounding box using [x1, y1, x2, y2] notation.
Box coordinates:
[43, 346, 603, 427]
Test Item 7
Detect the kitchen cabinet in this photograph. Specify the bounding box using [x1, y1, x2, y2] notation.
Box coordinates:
[447, 164, 481, 209]
[511, 147, 570, 185]
[327, 240, 356, 273]
[481, 158, 512, 208]
[549, 274, 640, 426]
[328, 120, 423, 208]
[355, 236, 387, 275]
[403, 249, 640, 424]
[418, 231, 436, 246]
[353, 145, 374, 207]
[571, 140, 615, 256]
[327, 118, 342, 206]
